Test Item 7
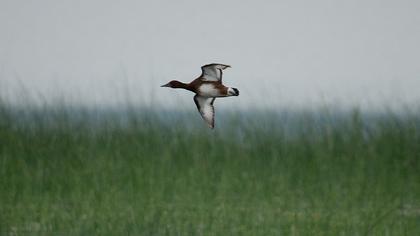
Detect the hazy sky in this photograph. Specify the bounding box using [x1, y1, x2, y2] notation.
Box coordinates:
[1, 0, 419, 109]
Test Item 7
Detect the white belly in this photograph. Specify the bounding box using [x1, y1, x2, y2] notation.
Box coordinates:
[198, 84, 222, 97]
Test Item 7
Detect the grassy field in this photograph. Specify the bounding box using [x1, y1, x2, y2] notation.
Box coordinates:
[0, 104, 419, 235]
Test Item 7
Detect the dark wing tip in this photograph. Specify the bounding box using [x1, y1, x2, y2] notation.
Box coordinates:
[201, 63, 231, 69]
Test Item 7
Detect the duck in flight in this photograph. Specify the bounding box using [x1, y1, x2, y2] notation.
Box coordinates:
[161, 63, 239, 129]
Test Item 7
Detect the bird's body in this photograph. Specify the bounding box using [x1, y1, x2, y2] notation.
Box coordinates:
[161, 63, 239, 128]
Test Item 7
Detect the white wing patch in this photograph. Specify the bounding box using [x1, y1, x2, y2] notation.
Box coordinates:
[198, 84, 222, 97]
[193, 95, 216, 128]
[200, 64, 230, 82]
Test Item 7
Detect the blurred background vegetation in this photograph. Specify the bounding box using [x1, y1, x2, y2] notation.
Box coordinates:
[0, 100, 419, 235]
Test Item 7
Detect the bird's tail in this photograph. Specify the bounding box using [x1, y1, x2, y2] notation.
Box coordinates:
[227, 87, 239, 96]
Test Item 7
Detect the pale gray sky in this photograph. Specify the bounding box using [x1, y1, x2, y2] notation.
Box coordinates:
[1, 0, 419, 109]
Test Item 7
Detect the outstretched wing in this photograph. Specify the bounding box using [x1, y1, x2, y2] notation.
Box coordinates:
[193, 95, 216, 129]
[200, 63, 230, 82]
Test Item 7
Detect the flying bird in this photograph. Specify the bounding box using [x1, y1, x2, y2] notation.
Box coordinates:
[161, 63, 239, 129]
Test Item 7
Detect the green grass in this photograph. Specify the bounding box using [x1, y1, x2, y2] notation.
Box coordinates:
[0, 105, 419, 235]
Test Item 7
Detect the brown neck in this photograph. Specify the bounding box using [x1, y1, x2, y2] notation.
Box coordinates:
[172, 81, 190, 89]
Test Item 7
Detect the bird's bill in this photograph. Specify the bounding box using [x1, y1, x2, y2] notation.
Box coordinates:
[160, 83, 170, 87]
[224, 65, 231, 69]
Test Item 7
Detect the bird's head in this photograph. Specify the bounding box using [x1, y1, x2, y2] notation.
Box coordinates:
[160, 80, 185, 88]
